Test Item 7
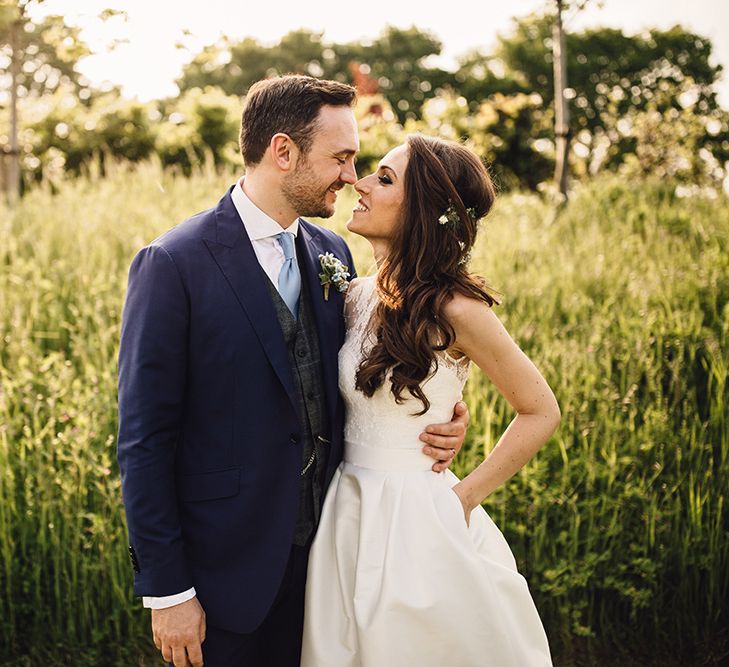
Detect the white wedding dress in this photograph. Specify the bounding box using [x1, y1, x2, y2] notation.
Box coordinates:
[301, 276, 553, 666]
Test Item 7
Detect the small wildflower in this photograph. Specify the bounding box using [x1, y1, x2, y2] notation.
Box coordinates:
[438, 201, 479, 229]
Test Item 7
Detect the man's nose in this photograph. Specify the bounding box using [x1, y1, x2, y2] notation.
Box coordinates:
[341, 160, 357, 185]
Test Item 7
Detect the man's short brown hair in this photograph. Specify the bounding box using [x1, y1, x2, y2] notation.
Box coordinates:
[239, 75, 357, 167]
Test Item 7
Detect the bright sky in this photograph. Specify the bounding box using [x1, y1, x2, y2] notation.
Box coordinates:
[30, 0, 729, 107]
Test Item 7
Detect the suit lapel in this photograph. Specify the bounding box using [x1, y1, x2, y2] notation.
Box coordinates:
[297, 221, 343, 427]
[204, 188, 298, 411]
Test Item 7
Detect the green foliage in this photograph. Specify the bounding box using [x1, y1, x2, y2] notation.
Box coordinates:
[350, 93, 404, 175]
[0, 162, 229, 665]
[459, 175, 729, 664]
[494, 14, 723, 120]
[0, 166, 727, 664]
[176, 30, 327, 95]
[616, 104, 727, 185]
[22, 92, 158, 180]
[486, 13, 728, 176]
[176, 26, 451, 123]
[156, 86, 243, 173]
[408, 91, 554, 190]
[95, 99, 157, 163]
[453, 49, 528, 111]
[11, 14, 729, 194]
[340, 26, 451, 124]
[0, 1, 133, 194]
[0, 4, 92, 99]
[23, 87, 244, 182]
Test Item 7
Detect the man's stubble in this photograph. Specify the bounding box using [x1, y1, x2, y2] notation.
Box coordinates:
[281, 156, 342, 219]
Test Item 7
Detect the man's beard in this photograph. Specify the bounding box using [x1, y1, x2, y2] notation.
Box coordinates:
[281, 158, 341, 218]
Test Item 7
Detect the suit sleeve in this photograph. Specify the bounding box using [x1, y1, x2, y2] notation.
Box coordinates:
[117, 244, 193, 597]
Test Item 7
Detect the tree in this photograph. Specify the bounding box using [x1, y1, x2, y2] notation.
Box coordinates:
[176, 29, 329, 95]
[453, 50, 527, 111]
[492, 12, 725, 171]
[26, 93, 158, 181]
[156, 86, 242, 173]
[0, 0, 124, 201]
[594, 80, 729, 188]
[176, 27, 452, 123]
[337, 26, 451, 123]
[407, 91, 554, 191]
[552, 0, 571, 197]
[1, 1, 89, 202]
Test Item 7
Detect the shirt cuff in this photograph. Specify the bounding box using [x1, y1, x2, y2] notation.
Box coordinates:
[142, 587, 196, 609]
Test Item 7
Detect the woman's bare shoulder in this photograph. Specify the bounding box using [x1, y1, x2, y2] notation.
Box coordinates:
[443, 291, 496, 326]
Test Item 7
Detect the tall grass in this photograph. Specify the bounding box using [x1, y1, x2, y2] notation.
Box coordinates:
[0, 162, 726, 665]
[458, 179, 729, 664]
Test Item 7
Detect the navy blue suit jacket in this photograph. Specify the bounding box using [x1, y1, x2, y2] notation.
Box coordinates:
[117, 186, 355, 634]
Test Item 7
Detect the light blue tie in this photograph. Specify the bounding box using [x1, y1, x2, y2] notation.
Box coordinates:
[276, 231, 301, 318]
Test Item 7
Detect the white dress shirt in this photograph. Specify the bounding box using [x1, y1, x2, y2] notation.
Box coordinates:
[230, 177, 300, 284]
[143, 179, 300, 610]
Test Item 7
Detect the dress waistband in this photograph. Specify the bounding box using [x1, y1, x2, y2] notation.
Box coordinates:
[343, 440, 435, 472]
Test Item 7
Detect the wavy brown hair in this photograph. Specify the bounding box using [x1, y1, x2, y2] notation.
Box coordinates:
[355, 134, 500, 415]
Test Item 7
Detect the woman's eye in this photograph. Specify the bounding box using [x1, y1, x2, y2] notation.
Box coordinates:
[378, 175, 392, 185]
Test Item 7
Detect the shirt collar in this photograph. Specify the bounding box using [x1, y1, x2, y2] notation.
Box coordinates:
[230, 178, 299, 241]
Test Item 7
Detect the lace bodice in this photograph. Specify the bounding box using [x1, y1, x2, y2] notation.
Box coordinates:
[339, 276, 470, 451]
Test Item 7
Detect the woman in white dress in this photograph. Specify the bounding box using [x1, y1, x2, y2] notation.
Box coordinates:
[301, 134, 560, 666]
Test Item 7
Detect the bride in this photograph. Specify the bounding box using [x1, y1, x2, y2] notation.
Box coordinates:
[301, 134, 559, 666]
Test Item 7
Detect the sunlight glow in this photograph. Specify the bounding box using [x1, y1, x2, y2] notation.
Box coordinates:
[27, 0, 729, 106]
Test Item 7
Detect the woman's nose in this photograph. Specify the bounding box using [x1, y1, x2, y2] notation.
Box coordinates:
[354, 177, 368, 194]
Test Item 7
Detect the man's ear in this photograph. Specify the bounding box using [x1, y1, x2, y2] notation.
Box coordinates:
[270, 133, 299, 172]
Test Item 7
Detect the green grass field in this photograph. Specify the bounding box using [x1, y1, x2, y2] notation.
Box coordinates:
[0, 162, 727, 665]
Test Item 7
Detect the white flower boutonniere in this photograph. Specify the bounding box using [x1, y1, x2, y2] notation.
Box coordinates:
[318, 252, 350, 301]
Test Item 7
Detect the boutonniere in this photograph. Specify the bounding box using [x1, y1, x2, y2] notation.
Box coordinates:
[318, 252, 350, 301]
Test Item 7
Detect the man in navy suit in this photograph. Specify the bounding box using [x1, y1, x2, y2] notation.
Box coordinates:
[117, 75, 469, 667]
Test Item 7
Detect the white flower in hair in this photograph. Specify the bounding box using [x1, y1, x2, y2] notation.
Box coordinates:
[437, 200, 478, 228]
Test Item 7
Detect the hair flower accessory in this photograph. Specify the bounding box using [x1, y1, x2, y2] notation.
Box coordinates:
[438, 200, 478, 228]
[318, 252, 350, 300]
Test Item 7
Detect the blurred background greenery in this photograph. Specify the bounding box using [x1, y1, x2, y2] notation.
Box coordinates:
[2, 6, 728, 195]
[1, 1, 728, 665]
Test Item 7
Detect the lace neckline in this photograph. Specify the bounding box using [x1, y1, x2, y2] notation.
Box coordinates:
[343, 277, 470, 379]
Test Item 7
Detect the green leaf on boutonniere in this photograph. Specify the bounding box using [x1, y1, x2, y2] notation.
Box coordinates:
[318, 252, 350, 301]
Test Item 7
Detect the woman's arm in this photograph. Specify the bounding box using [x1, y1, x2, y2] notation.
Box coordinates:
[445, 293, 561, 521]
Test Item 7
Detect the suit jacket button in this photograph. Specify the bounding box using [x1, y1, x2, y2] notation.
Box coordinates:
[128, 545, 141, 573]
[290, 433, 300, 444]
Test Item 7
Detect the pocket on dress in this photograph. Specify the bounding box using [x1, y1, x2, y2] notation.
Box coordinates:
[446, 486, 471, 531]
[430, 475, 470, 532]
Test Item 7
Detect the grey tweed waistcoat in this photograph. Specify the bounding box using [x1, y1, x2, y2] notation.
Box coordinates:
[265, 271, 331, 547]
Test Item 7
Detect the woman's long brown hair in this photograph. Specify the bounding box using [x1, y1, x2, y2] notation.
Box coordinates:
[355, 134, 500, 415]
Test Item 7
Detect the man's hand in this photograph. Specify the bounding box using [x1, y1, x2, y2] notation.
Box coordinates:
[152, 596, 206, 667]
[420, 401, 470, 472]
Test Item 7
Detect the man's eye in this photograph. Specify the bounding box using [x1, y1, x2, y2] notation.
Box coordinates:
[335, 157, 346, 164]
[378, 175, 392, 185]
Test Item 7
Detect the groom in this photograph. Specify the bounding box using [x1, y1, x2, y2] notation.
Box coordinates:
[117, 75, 468, 667]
